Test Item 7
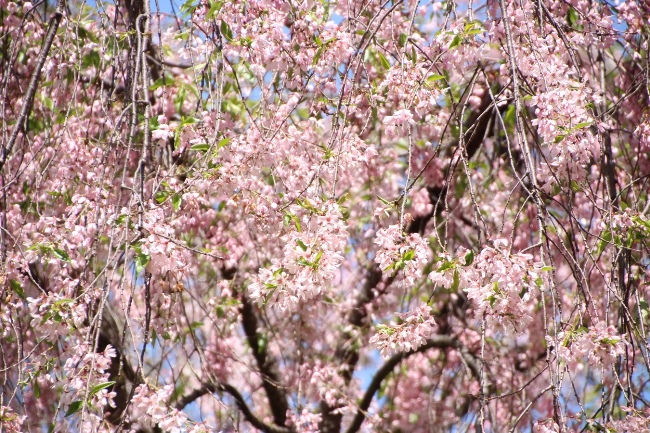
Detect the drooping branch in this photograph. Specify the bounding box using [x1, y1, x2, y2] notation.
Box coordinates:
[344, 335, 488, 433]
[1, 0, 65, 171]
[175, 381, 293, 433]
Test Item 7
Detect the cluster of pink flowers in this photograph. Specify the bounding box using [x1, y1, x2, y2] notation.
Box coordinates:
[140, 208, 188, 277]
[383, 109, 416, 138]
[0, 406, 26, 433]
[430, 240, 539, 328]
[249, 201, 348, 310]
[608, 407, 650, 432]
[27, 293, 87, 338]
[56, 342, 118, 419]
[533, 419, 560, 433]
[374, 225, 430, 287]
[130, 384, 207, 433]
[309, 364, 347, 407]
[550, 322, 626, 367]
[410, 188, 434, 217]
[370, 304, 436, 357]
[288, 409, 322, 433]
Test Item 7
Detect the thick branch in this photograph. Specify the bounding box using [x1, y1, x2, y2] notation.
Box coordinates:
[320, 92, 494, 433]
[320, 264, 383, 433]
[240, 293, 290, 427]
[407, 90, 494, 235]
[1, 0, 65, 171]
[344, 335, 487, 433]
[175, 381, 292, 433]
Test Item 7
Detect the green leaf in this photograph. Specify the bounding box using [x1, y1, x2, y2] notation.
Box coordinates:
[567, 7, 579, 27]
[65, 400, 83, 417]
[135, 253, 150, 274]
[597, 230, 612, 254]
[449, 34, 462, 49]
[464, 250, 474, 266]
[52, 298, 74, 307]
[297, 258, 313, 267]
[181, 116, 200, 126]
[377, 196, 393, 206]
[451, 269, 460, 291]
[149, 74, 174, 91]
[313, 46, 324, 65]
[206, 0, 223, 19]
[504, 105, 516, 125]
[115, 214, 128, 226]
[574, 121, 592, 130]
[82, 51, 101, 68]
[398, 33, 407, 48]
[377, 51, 391, 70]
[9, 280, 25, 299]
[540, 266, 554, 272]
[190, 143, 210, 152]
[172, 194, 182, 211]
[313, 251, 323, 266]
[89, 381, 116, 397]
[217, 137, 231, 148]
[155, 190, 170, 204]
[34, 378, 41, 398]
[403, 250, 415, 261]
[220, 20, 233, 41]
[53, 248, 70, 262]
[296, 239, 308, 251]
[436, 261, 454, 272]
[599, 337, 621, 345]
[427, 74, 445, 82]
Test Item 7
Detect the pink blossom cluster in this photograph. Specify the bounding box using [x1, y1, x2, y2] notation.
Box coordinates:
[550, 322, 626, 367]
[57, 342, 117, 415]
[382, 109, 416, 138]
[430, 240, 538, 328]
[607, 407, 650, 432]
[288, 409, 322, 433]
[410, 188, 434, 217]
[370, 304, 436, 357]
[309, 364, 347, 407]
[130, 384, 198, 433]
[374, 225, 430, 287]
[533, 419, 560, 433]
[27, 293, 87, 338]
[249, 201, 348, 310]
[633, 120, 650, 173]
[0, 406, 26, 433]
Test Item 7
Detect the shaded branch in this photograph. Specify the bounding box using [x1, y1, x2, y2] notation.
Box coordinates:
[320, 91, 495, 433]
[175, 381, 293, 433]
[320, 264, 384, 433]
[345, 335, 488, 433]
[407, 90, 494, 235]
[1, 0, 65, 171]
[240, 293, 290, 427]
